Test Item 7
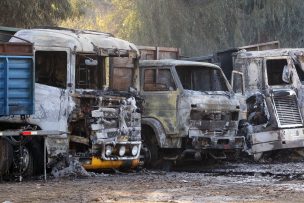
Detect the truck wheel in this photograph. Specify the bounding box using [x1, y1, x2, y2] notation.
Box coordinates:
[142, 139, 159, 168]
[20, 145, 34, 177]
[142, 127, 159, 168]
[0, 138, 13, 175]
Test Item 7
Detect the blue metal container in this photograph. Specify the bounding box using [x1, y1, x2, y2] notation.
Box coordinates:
[0, 55, 34, 116]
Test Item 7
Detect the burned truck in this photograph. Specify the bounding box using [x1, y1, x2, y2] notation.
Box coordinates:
[231, 49, 304, 160]
[0, 27, 142, 177]
[139, 59, 244, 166]
[187, 44, 304, 160]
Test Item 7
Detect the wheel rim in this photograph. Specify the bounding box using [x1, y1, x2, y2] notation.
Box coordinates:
[21, 147, 30, 173]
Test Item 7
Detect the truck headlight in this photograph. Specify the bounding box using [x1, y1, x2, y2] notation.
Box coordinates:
[131, 145, 138, 156]
[119, 146, 126, 156]
[105, 145, 113, 156]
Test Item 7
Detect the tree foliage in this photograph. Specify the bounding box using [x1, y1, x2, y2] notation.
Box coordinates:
[60, 0, 141, 40]
[1, 0, 303, 56]
[0, 0, 87, 28]
[133, 0, 304, 56]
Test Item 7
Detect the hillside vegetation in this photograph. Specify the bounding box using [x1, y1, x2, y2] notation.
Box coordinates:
[134, 0, 304, 56]
[1, 0, 303, 56]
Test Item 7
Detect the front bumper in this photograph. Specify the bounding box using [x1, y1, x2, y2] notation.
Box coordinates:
[189, 129, 244, 150]
[251, 128, 304, 154]
[82, 141, 141, 170]
[83, 157, 140, 170]
[100, 141, 142, 161]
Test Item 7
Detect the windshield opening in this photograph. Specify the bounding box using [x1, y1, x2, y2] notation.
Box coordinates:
[35, 51, 67, 88]
[266, 59, 288, 86]
[176, 66, 229, 91]
[75, 54, 104, 89]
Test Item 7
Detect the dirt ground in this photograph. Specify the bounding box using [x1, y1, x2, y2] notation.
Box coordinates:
[1, 166, 304, 203]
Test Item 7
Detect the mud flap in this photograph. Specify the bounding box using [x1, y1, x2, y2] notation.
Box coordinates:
[0, 138, 13, 175]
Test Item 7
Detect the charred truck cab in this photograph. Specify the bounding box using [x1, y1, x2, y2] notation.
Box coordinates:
[231, 49, 304, 160]
[1, 27, 141, 174]
[140, 59, 243, 165]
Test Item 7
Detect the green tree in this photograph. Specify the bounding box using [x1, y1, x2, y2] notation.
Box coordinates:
[0, 0, 87, 28]
[60, 0, 141, 40]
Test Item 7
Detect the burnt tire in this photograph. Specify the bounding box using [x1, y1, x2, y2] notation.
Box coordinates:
[0, 138, 13, 175]
[142, 127, 159, 168]
[21, 137, 44, 177]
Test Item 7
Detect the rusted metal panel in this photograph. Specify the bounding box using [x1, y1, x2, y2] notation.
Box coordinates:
[138, 46, 181, 60]
[0, 43, 32, 55]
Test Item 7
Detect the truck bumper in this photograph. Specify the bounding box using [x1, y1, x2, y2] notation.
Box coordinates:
[100, 141, 142, 161]
[79, 141, 142, 170]
[251, 128, 304, 154]
[189, 129, 244, 150]
[82, 157, 140, 170]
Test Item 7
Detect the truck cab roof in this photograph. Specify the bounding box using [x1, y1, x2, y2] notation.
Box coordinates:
[139, 59, 220, 69]
[236, 48, 304, 59]
[9, 28, 139, 57]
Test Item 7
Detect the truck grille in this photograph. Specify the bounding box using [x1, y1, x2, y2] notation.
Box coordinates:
[273, 95, 303, 127]
[190, 120, 237, 131]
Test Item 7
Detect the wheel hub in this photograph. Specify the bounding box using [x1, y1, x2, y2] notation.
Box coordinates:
[20, 147, 30, 173]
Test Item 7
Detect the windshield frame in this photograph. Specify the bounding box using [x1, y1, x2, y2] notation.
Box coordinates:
[173, 64, 232, 93]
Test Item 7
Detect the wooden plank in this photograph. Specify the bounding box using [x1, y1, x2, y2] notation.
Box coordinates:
[110, 57, 134, 91]
[111, 67, 133, 91]
[140, 49, 156, 60]
[138, 46, 181, 60]
[240, 41, 280, 51]
[137, 46, 180, 52]
[111, 57, 134, 68]
[158, 51, 179, 60]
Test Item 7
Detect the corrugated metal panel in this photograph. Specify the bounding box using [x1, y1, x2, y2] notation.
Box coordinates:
[0, 55, 34, 115]
[273, 94, 303, 128]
